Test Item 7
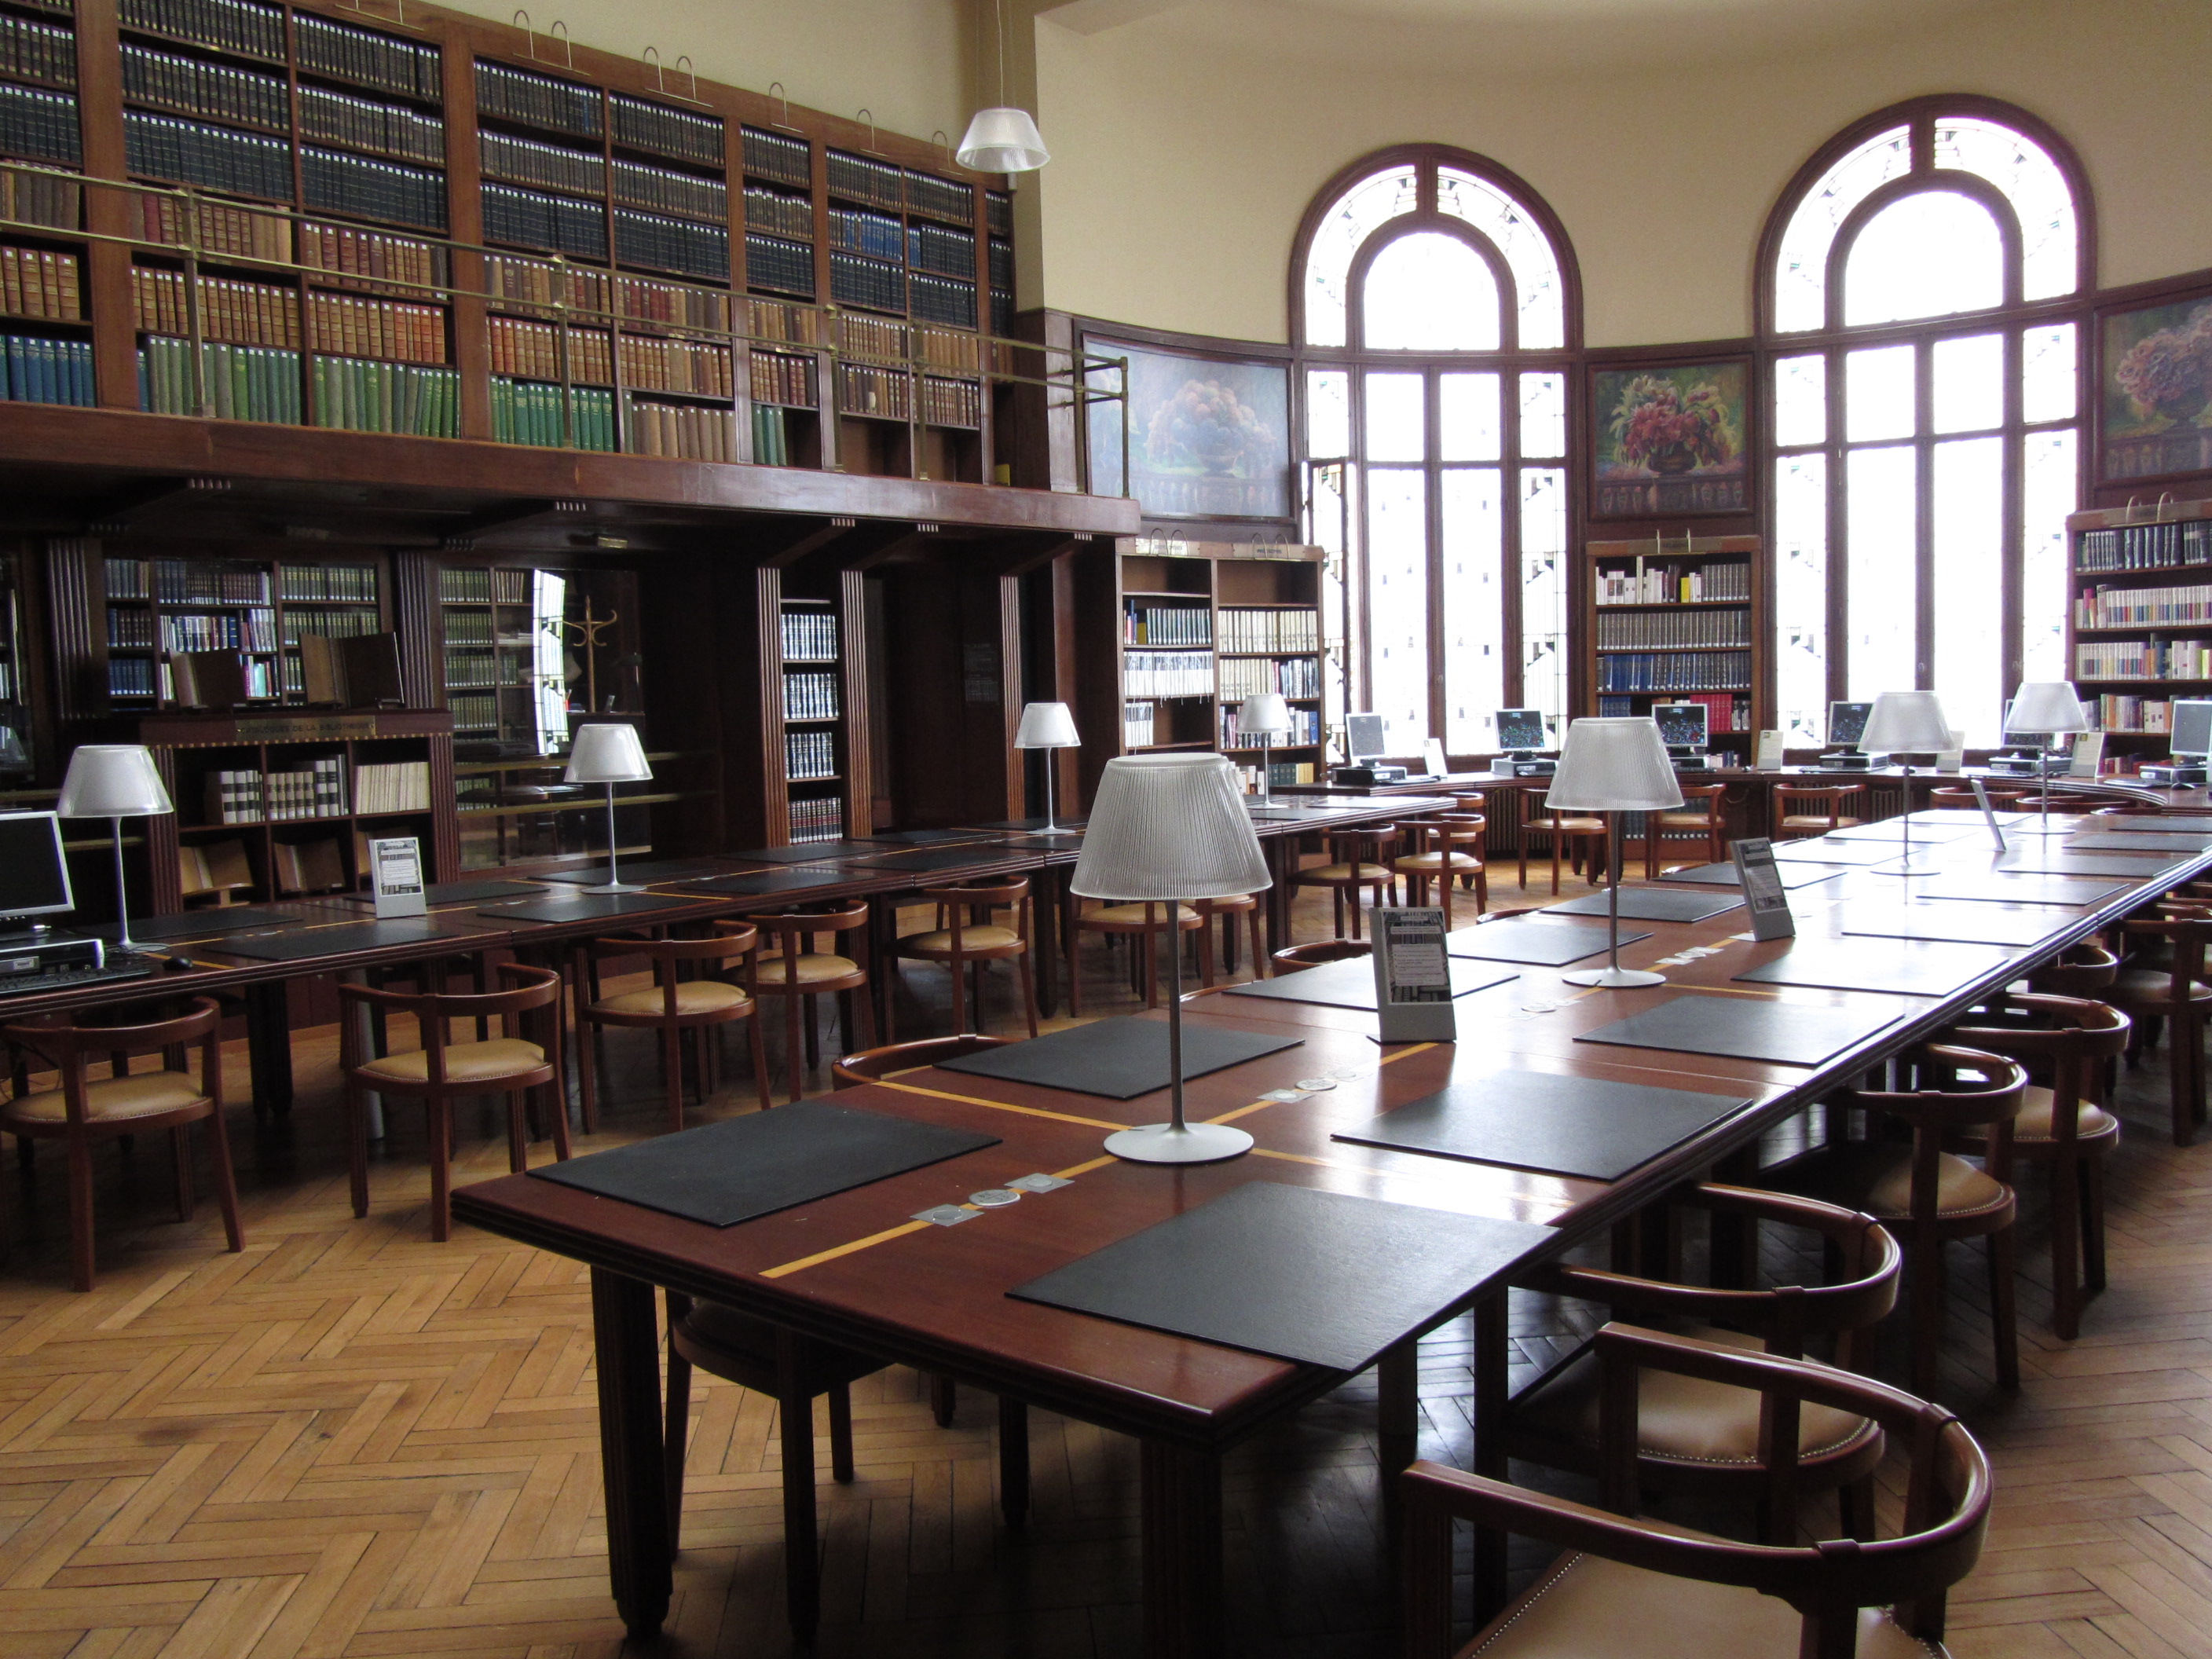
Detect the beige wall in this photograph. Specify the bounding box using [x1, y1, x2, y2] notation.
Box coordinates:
[1031, 0, 2212, 347]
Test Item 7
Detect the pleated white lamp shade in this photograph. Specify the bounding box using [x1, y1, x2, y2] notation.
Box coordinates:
[57, 745, 171, 818]
[1015, 701, 1080, 749]
[1071, 754, 1270, 901]
[564, 723, 653, 784]
[1236, 693, 1292, 739]
[955, 107, 1049, 172]
[2005, 681, 2089, 735]
[1544, 719, 1683, 813]
[1861, 691, 1953, 753]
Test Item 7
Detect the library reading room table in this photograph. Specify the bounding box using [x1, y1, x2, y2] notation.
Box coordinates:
[450, 807, 2212, 1657]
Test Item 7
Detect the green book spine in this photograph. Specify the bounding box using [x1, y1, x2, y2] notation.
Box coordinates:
[312, 356, 328, 427]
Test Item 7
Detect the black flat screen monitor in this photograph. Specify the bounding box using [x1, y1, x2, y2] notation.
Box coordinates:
[2170, 699, 2212, 760]
[1346, 712, 1388, 763]
[1653, 703, 1708, 750]
[0, 811, 72, 921]
[1494, 709, 1547, 753]
[1827, 701, 1873, 747]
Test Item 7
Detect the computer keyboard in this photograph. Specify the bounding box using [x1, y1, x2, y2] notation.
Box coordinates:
[0, 956, 164, 998]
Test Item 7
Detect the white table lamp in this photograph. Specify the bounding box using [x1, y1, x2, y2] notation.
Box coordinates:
[1072, 753, 1271, 1163]
[565, 723, 653, 892]
[1547, 718, 1682, 989]
[1236, 693, 1293, 805]
[2005, 680, 2089, 833]
[57, 745, 172, 952]
[1014, 701, 1081, 836]
[1862, 690, 1953, 874]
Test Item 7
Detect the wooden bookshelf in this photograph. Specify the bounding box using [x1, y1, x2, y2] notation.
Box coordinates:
[2065, 496, 2212, 748]
[101, 548, 386, 705]
[1581, 533, 1767, 753]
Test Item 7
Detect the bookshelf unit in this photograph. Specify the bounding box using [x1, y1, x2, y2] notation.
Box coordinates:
[2066, 497, 2212, 752]
[0, 0, 92, 410]
[778, 594, 845, 842]
[1581, 533, 1767, 754]
[101, 550, 386, 705]
[436, 561, 537, 746]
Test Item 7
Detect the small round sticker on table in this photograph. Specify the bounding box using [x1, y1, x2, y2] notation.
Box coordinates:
[1295, 1078, 1338, 1092]
[1260, 1088, 1308, 1103]
[969, 1188, 1021, 1208]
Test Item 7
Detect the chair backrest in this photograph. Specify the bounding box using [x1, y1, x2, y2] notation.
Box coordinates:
[1836, 1042, 2027, 1191]
[746, 901, 872, 955]
[2118, 912, 2212, 995]
[2026, 941, 2119, 998]
[1401, 1326, 1992, 1659]
[1946, 993, 2129, 1140]
[1775, 783, 1864, 816]
[4, 996, 223, 1122]
[336, 962, 561, 1074]
[1271, 939, 1372, 973]
[833, 1034, 1009, 1083]
[1451, 792, 1487, 813]
[917, 875, 1030, 910]
[586, 925, 760, 1012]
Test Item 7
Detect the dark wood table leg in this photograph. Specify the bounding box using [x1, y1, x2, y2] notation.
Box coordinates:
[778, 1330, 822, 1643]
[1033, 864, 1064, 1017]
[1141, 1439, 1224, 1659]
[998, 1393, 1030, 1529]
[590, 1266, 671, 1639]
[1471, 1291, 1511, 1623]
[244, 981, 293, 1113]
[1378, 1336, 1419, 1479]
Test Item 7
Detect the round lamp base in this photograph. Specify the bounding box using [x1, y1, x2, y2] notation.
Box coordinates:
[1029, 824, 1082, 837]
[586, 881, 649, 895]
[1104, 1122, 1254, 1164]
[1560, 965, 1668, 989]
[1884, 859, 1945, 877]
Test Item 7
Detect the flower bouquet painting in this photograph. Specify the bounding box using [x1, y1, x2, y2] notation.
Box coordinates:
[2101, 295, 2212, 482]
[1085, 338, 1291, 519]
[1592, 361, 1749, 517]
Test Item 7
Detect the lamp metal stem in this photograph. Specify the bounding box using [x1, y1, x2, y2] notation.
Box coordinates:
[1258, 735, 1272, 806]
[1166, 897, 1185, 1132]
[606, 782, 619, 887]
[1041, 751, 1059, 835]
[111, 817, 134, 953]
[1607, 814, 1621, 972]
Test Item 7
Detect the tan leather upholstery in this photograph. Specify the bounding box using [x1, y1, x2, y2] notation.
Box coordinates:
[1781, 814, 1863, 830]
[1540, 817, 1606, 834]
[357, 1037, 547, 1085]
[753, 953, 862, 986]
[900, 925, 1022, 954]
[1654, 811, 1719, 828]
[1083, 903, 1206, 927]
[2, 1071, 206, 1124]
[1514, 1324, 1877, 1469]
[2012, 1083, 2117, 1143]
[1299, 863, 1393, 884]
[1464, 1550, 1942, 1658]
[591, 980, 751, 1017]
[1854, 1148, 2008, 1219]
[2109, 969, 2212, 1005]
[1396, 851, 1480, 872]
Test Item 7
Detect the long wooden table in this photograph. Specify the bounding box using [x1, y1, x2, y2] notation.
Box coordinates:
[450, 808, 2212, 1656]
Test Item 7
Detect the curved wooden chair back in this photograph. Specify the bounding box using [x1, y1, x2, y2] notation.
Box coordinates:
[1773, 782, 1864, 830]
[901, 877, 1036, 1038]
[833, 1034, 1010, 1085]
[4, 995, 223, 1107]
[747, 902, 872, 961]
[1271, 939, 1372, 974]
[337, 961, 562, 1082]
[2027, 940, 2119, 998]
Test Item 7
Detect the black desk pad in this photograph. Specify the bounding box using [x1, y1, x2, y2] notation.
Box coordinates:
[1543, 888, 1743, 923]
[1839, 906, 2067, 947]
[211, 917, 485, 960]
[1657, 862, 1844, 892]
[1447, 917, 1646, 965]
[866, 829, 997, 846]
[343, 877, 547, 906]
[1990, 851, 2188, 880]
[1731, 937, 2017, 998]
[1909, 875, 2130, 907]
[849, 846, 1025, 874]
[967, 817, 1087, 833]
[686, 869, 851, 898]
[1769, 840, 1903, 866]
[536, 857, 741, 884]
[938, 1016, 1302, 1101]
[482, 893, 700, 923]
[1224, 954, 1515, 1011]
[1576, 992, 1914, 1069]
[729, 840, 894, 864]
[2086, 814, 2212, 834]
[101, 905, 307, 942]
[1825, 822, 1976, 844]
[529, 1100, 999, 1227]
[1332, 1070, 1753, 1181]
[1906, 809, 2029, 826]
[2065, 832, 2212, 854]
[1008, 1181, 1556, 1373]
[1247, 807, 1313, 820]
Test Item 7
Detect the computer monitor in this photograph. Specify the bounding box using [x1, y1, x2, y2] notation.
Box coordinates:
[1827, 701, 1873, 748]
[0, 812, 72, 922]
[1346, 712, 1388, 763]
[1652, 702, 1708, 751]
[1494, 709, 1547, 753]
[2170, 699, 2212, 760]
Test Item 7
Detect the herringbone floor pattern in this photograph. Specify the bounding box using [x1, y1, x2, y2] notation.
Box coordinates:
[0, 883, 2209, 1657]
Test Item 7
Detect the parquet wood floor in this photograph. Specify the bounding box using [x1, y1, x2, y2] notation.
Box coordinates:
[0, 881, 2208, 1657]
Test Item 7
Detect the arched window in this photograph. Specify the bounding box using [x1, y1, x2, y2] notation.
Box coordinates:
[1762, 100, 2092, 747]
[1294, 148, 1580, 756]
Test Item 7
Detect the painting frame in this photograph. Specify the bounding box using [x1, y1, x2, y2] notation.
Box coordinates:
[2099, 291, 2212, 485]
[1082, 334, 1293, 522]
[1588, 357, 1752, 519]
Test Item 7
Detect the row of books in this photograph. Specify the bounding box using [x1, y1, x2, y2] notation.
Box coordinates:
[353, 759, 430, 813]
[837, 311, 907, 362]
[485, 257, 727, 332]
[628, 397, 736, 463]
[441, 613, 493, 645]
[300, 221, 449, 295]
[474, 59, 600, 139]
[310, 356, 460, 436]
[132, 266, 301, 347]
[780, 610, 837, 662]
[784, 728, 837, 780]
[2087, 694, 2175, 734]
[1122, 602, 1210, 646]
[481, 128, 602, 196]
[0, 245, 77, 320]
[750, 405, 794, 466]
[1220, 705, 1320, 749]
[744, 233, 814, 297]
[441, 648, 519, 687]
[0, 331, 92, 405]
[280, 606, 383, 643]
[828, 250, 902, 313]
[119, 0, 281, 65]
[789, 794, 844, 842]
[612, 159, 725, 225]
[826, 149, 902, 211]
[745, 187, 811, 241]
[490, 374, 613, 449]
[125, 111, 287, 199]
[986, 191, 1012, 237]
[280, 566, 378, 603]
[834, 361, 910, 420]
[301, 146, 445, 230]
[919, 377, 980, 428]
[751, 349, 813, 408]
[482, 181, 605, 259]
[751, 298, 821, 345]
[109, 657, 159, 696]
[614, 206, 726, 280]
[1122, 701, 1158, 749]
[205, 757, 349, 823]
[1123, 650, 1214, 698]
[2075, 640, 2212, 681]
[161, 607, 276, 651]
[1593, 560, 1753, 605]
[138, 336, 302, 421]
[1, 14, 75, 87]
[3, 165, 78, 229]
[1, 83, 79, 165]
[741, 125, 811, 186]
[439, 566, 530, 604]
[1232, 761, 1318, 793]
[2075, 521, 2212, 572]
[310, 291, 446, 363]
[293, 13, 443, 103]
[1599, 690, 1752, 732]
[991, 288, 1013, 338]
[1218, 656, 1320, 699]
[447, 690, 496, 729]
[2075, 583, 2212, 628]
[782, 670, 839, 720]
[1594, 650, 1752, 692]
[299, 83, 444, 167]
[906, 221, 976, 279]
[830, 207, 903, 262]
[909, 271, 976, 329]
[482, 316, 734, 397]
[1218, 607, 1320, 653]
[109, 557, 270, 604]
[1595, 609, 1752, 649]
[610, 93, 722, 170]
[906, 170, 974, 225]
[107, 611, 156, 647]
[988, 238, 1013, 290]
[122, 44, 287, 132]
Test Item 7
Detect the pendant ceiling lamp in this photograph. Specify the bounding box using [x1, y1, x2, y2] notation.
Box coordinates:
[958, 0, 1049, 172]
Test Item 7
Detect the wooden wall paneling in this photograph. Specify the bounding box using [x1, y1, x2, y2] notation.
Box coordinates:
[438, 34, 493, 443]
[1068, 538, 1122, 810]
[391, 551, 445, 712]
[879, 569, 960, 828]
[39, 536, 104, 731]
[71, 0, 137, 412]
[1009, 309, 1080, 494]
[635, 553, 724, 856]
[991, 569, 1022, 821]
[835, 566, 870, 838]
[745, 562, 786, 845]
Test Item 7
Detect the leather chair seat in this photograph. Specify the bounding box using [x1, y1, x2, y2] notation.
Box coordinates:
[1396, 850, 1480, 873]
[591, 980, 752, 1018]
[2108, 969, 2212, 1007]
[1082, 903, 1207, 928]
[1198, 892, 1260, 910]
[1654, 811, 1720, 830]
[1300, 862, 1393, 884]
[2, 1071, 206, 1124]
[1789, 1144, 2009, 1221]
[1463, 1549, 1941, 1658]
[1780, 813, 1862, 830]
[673, 1298, 883, 1394]
[900, 925, 1022, 954]
[357, 1037, 547, 1086]
[2012, 1083, 2118, 1144]
[1512, 1324, 1877, 1470]
[1540, 817, 1606, 834]
[754, 952, 862, 987]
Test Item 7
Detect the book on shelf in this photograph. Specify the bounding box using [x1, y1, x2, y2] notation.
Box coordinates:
[1122, 602, 1211, 646]
[205, 767, 264, 823]
[826, 149, 900, 210]
[473, 59, 601, 138]
[105, 556, 152, 599]
[904, 169, 972, 223]
[744, 187, 812, 240]
[121, 0, 287, 65]
[124, 110, 287, 199]
[438, 566, 529, 606]
[1594, 560, 1752, 604]
[298, 84, 444, 164]
[2075, 582, 2212, 628]
[273, 837, 348, 895]
[1217, 606, 1319, 653]
[2076, 520, 2212, 573]
[908, 272, 976, 329]
[135, 191, 285, 260]
[2075, 640, 2212, 681]
[0, 246, 77, 320]
[353, 758, 430, 813]
[1594, 650, 1752, 693]
[1232, 760, 1317, 793]
[779, 610, 837, 661]
[300, 145, 445, 230]
[610, 159, 725, 224]
[783, 728, 836, 780]
[161, 606, 275, 651]
[306, 291, 446, 363]
[480, 129, 604, 196]
[2089, 694, 2173, 733]
[613, 206, 727, 281]
[132, 267, 302, 346]
[918, 377, 979, 428]
[828, 250, 904, 314]
[608, 93, 722, 168]
[744, 233, 815, 297]
[906, 221, 976, 277]
[310, 357, 460, 437]
[750, 348, 815, 408]
[1122, 650, 1214, 698]
[830, 207, 902, 262]
[835, 361, 910, 420]
[121, 43, 287, 130]
[740, 126, 810, 188]
[1218, 656, 1319, 699]
[0, 14, 76, 89]
[291, 13, 443, 102]
[138, 336, 301, 421]
[1595, 690, 1749, 732]
[0, 82, 80, 167]
[750, 405, 789, 466]
[1595, 609, 1752, 649]
[179, 838, 255, 903]
[1122, 700, 1154, 749]
[782, 669, 839, 720]
[3, 164, 79, 229]
[788, 795, 844, 841]
[628, 397, 736, 463]
[106, 609, 156, 648]
[482, 181, 606, 259]
[1220, 704, 1319, 748]
[299, 222, 449, 294]
[489, 375, 613, 449]
[279, 564, 378, 604]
